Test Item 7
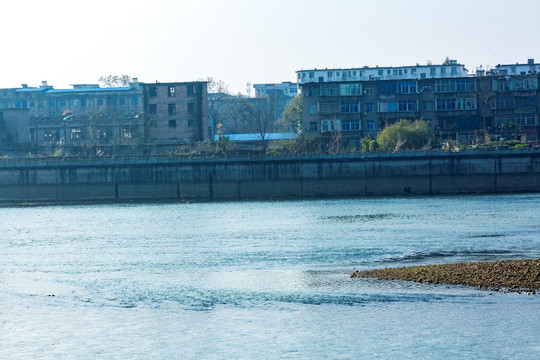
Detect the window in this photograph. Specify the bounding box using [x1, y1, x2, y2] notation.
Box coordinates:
[516, 96, 535, 108]
[319, 102, 339, 114]
[398, 81, 417, 94]
[133, 95, 139, 105]
[309, 121, 317, 131]
[435, 80, 456, 93]
[365, 103, 374, 112]
[422, 84, 432, 92]
[378, 81, 397, 95]
[378, 69, 383, 76]
[430, 68, 436, 76]
[366, 120, 375, 130]
[393, 69, 398, 76]
[492, 97, 515, 109]
[80, 98, 86, 107]
[440, 67, 446, 75]
[327, 71, 333, 78]
[398, 99, 417, 112]
[187, 102, 195, 114]
[321, 119, 340, 132]
[436, 98, 457, 111]
[493, 78, 510, 92]
[44, 130, 57, 141]
[149, 86, 157, 97]
[149, 104, 157, 114]
[307, 89, 317, 97]
[340, 101, 359, 113]
[168, 86, 175, 97]
[340, 83, 361, 96]
[515, 114, 537, 126]
[70, 128, 82, 140]
[187, 84, 195, 95]
[342, 119, 361, 131]
[456, 98, 477, 110]
[364, 87, 374, 95]
[309, 72, 314, 79]
[123, 128, 132, 139]
[341, 137, 361, 150]
[96, 129, 107, 139]
[320, 84, 339, 96]
[98, 99, 103, 106]
[168, 103, 176, 115]
[456, 79, 475, 92]
[169, 119, 177, 128]
[515, 77, 538, 90]
[378, 101, 397, 113]
[451, 67, 457, 75]
[309, 104, 317, 114]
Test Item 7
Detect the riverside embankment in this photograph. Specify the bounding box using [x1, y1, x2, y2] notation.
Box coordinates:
[1, 149, 539, 203]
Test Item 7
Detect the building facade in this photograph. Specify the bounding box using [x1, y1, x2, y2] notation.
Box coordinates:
[0, 80, 209, 155]
[0, 109, 31, 153]
[142, 82, 209, 146]
[297, 60, 540, 150]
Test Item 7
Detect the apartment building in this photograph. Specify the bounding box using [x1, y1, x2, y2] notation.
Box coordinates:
[297, 59, 540, 150]
[0, 80, 209, 155]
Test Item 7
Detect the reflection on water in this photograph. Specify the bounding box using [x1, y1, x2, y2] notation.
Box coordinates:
[0, 194, 540, 359]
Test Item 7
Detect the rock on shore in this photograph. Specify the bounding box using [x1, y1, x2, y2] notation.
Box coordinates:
[351, 259, 540, 293]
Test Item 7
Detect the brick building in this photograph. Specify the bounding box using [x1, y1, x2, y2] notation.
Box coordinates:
[142, 82, 209, 147]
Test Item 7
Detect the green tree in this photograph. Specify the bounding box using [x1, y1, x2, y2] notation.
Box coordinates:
[376, 119, 432, 151]
[361, 137, 378, 153]
[279, 94, 303, 133]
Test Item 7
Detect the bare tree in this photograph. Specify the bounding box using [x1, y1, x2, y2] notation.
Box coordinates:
[99, 74, 133, 88]
[241, 95, 276, 150]
[206, 77, 232, 133]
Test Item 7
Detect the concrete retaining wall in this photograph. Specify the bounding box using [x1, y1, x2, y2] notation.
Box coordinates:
[1, 150, 539, 203]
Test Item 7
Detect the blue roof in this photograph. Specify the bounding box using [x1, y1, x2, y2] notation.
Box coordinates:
[214, 132, 297, 142]
[14, 88, 48, 92]
[45, 87, 134, 94]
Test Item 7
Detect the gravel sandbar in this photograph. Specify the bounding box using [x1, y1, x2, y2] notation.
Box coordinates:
[351, 259, 540, 293]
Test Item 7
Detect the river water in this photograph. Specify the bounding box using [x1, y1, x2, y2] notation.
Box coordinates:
[1, 194, 539, 359]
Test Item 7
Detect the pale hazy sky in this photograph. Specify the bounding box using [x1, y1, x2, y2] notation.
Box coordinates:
[2, 0, 539, 94]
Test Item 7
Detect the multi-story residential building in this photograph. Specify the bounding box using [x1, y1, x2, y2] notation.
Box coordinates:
[0, 81, 143, 117]
[0, 81, 144, 154]
[297, 60, 468, 84]
[142, 82, 209, 146]
[253, 82, 298, 98]
[0, 80, 209, 155]
[494, 58, 540, 77]
[253, 82, 298, 132]
[297, 59, 540, 150]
